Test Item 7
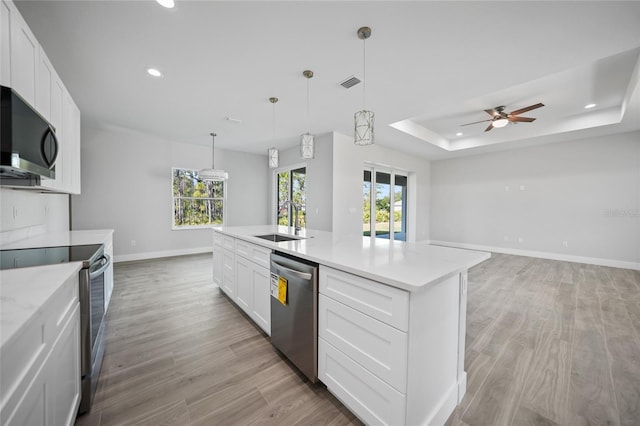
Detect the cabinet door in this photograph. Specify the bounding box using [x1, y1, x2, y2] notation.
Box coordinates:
[1, 0, 11, 86]
[38, 54, 65, 191]
[62, 93, 81, 195]
[9, 2, 38, 105]
[221, 249, 235, 298]
[212, 245, 222, 288]
[48, 303, 81, 426]
[234, 256, 252, 314]
[251, 264, 270, 335]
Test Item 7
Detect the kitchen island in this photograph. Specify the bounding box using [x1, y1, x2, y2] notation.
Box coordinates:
[213, 225, 490, 426]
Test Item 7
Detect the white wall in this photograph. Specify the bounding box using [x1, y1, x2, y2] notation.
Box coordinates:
[71, 123, 269, 261]
[0, 188, 69, 243]
[430, 131, 640, 269]
[268, 132, 334, 231]
[332, 132, 431, 241]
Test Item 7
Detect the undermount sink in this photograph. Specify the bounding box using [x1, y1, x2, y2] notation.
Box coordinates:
[254, 233, 303, 242]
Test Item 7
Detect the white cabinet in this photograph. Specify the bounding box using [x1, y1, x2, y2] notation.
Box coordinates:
[318, 266, 468, 426]
[0, 0, 11, 86]
[212, 232, 223, 288]
[0, 272, 81, 426]
[213, 231, 271, 335]
[104, 236, 114, 310]
[1, 0, 81, 195]
[7, 0, 37, 106]
[234, 239, 271, 335]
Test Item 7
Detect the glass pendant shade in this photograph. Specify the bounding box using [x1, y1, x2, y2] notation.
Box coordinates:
[493, 118, 509, 128]
[300, 133, 314, 159]
[354, 110, 375, 145]
[268, 147, 279, 168]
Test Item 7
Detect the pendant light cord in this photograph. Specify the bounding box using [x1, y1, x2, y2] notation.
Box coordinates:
[362, 38, 367, 109]
[306, 77, 310, 133]
[210, 132, 216, 169]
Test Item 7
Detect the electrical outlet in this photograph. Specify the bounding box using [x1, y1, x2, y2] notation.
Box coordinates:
[519, 185, 526, 191]
[505, 186, 510, 192]
[131, 240, 136, 247]
[503, 235, 509, 241]
[518, 237, 524, 244]
[562, 240, 569, 247]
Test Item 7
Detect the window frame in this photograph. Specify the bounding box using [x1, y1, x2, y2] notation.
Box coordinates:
[272, 162, 307, 227]
[171, 167, 226, 230]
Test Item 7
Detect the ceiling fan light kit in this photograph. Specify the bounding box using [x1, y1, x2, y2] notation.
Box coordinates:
[461, 103, 545, 132]
[354, 26, 374, 146]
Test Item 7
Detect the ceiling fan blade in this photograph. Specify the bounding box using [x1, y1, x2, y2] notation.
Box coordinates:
[484, 108, 499, 117]
[509, 116, 536, 123]
[484, 123, 494, 132]
[460, 119, 493, 126]
[509, 103, 544, 116]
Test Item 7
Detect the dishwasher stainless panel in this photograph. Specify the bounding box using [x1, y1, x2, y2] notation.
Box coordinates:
[270, 251, 318, 383]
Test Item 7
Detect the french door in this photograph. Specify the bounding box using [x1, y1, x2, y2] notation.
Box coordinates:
[363, 167, 407, 241]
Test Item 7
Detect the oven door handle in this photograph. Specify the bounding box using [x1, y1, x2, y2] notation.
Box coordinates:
[89, 254, 111, 278]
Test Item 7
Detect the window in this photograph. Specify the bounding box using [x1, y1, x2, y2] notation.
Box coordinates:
[276, 167, 306, 228]
[172, 168, 224, 228]
[363, 168, 407, 241]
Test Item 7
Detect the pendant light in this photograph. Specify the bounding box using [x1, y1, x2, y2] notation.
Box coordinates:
[268, 97, 279, 169]
[354, 26, 374, 146]
[199, 132, 228, 181]
[300, 70, 315, 159]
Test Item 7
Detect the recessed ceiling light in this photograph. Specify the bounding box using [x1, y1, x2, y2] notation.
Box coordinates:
[146, 68, 162, 77]
[456, 132, 463, 136]
[156, 0, 175, 8]
[584, 103, 596, 109]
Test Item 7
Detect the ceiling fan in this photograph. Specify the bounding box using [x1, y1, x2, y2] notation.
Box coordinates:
[461, 103, 545, 132]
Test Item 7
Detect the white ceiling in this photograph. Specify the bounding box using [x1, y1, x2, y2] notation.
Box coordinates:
[15, 0, 640, 160]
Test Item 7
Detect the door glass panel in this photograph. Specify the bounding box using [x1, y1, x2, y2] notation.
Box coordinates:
[277, 171, 290, 225]
[291, 168, 306, 228]
[375, 171, 391, 239]
[363, 170, 372, 237]
[394, 174, 407, 241]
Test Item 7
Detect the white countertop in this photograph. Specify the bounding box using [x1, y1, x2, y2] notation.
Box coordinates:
[0, 262, 82, 349]
[214, 225, 490, 292]
[0, 229, 114, 250]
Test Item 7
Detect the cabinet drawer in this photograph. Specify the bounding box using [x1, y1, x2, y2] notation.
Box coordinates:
[222, 236, 235, 251]
[319, 338, 406, 426]
[319, 294, 407, 393]
[319, 266, 409, 331]
[213, 232, 223, 247]
[235, 239, 271, 268]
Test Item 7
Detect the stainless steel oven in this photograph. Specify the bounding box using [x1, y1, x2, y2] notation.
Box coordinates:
[78, 247, 110, 414]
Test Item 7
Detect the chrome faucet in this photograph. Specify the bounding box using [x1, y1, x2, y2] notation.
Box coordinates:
[279, 200, 302, 235]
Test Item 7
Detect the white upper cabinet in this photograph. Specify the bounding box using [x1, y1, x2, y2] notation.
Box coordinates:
[8, 0, 37, 105]
[1, 0, 81, 195]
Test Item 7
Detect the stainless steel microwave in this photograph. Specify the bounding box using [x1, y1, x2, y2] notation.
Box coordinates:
[1, 85, 58, 182]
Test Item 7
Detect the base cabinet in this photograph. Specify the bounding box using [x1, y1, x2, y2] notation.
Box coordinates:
[212, 231, 271, 335]
[318, 266, 467, 426]
[0, 274, 81, 426]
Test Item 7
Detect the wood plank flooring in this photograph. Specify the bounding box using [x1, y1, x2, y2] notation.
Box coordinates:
[74, 254, 360, 426]
[446, 254, 640, 426]
[74, 252, 640, 426]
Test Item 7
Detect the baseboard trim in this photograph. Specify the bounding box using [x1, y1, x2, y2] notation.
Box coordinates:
[114, 246, 212, 263]
[428, 240, 640, 271]
[426, 381, 459, 426]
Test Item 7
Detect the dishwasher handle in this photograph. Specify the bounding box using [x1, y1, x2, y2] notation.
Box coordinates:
[271, 260, 312, 281]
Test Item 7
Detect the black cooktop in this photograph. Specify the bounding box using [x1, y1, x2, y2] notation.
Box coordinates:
[0, 244, 103, 270]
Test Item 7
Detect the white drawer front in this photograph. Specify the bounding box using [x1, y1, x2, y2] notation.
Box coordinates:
[213, 231, 223, 246]
[222, 236, 235, 251]
[235, 239, 271, 269]
[319, 266, 409, 331]
[319, 338, 406, 426]
[319, 294, 408, 393]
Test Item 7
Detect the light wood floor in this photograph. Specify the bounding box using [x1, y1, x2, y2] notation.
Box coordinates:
[74, 252, 640, 426]
[75, 254, 361, 426]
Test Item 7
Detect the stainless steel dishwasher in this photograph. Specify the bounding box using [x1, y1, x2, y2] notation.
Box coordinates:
[270, 251, 318, 383]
